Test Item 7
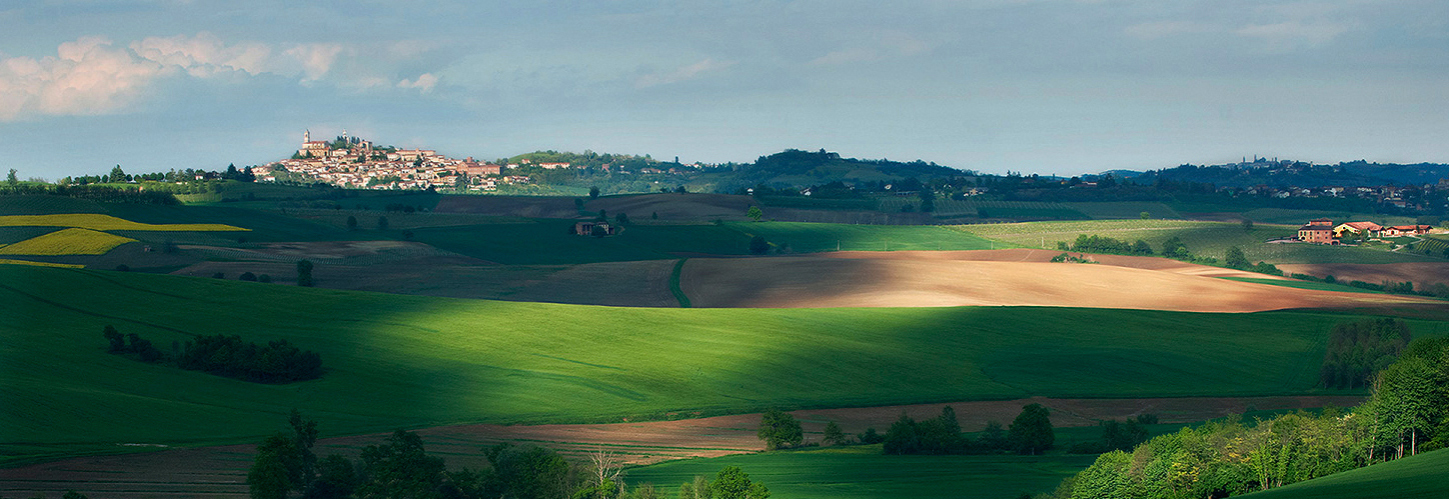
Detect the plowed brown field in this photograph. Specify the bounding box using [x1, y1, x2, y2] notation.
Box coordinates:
[680, 249, 1439, 311]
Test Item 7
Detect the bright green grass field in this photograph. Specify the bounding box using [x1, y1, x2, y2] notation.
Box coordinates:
[726, 221, 1000, 252]
[1239, 448, 1449, 499]
[4, 265, 1449, 465]
[626, 445, 1097, 499]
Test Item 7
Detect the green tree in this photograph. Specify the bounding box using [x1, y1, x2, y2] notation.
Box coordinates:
[590, 186, 601, 199]
[296, 259, 314, 287]
[109, 165, 126, 183]
[357, 430, 448, 499]
[749, 235, 769, 255]
[712, 466, 768, 499]
[757, 409, 803, 450]
[346, 215, 358, 231]
[6, 168, 16, 187]
[1140, 211, 1151, 219]
[103, 324, 124, 352]
[248, 433, 301, 499]
[919, 189, 935, 213]
[1224, 246, 1249, 269]
[377, 216, 389, 230]
[1242, 218, 1255, 231]
[822, 421, 846, 445]
[746, 205, 763, 222]
[1008, 403, 1054, 454]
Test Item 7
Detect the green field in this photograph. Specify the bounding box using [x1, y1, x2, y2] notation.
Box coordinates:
[627, 445, 1096, 499]
[1239, 448, 1449, 499]
[5, 265, 1449, 465]
[727, 221, 1000, 252]
[1216, 277, 1389, 295]
[952, 219, 1441, 264]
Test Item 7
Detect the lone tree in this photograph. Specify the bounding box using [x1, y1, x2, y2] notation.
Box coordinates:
[749, 235, 769, 255]
[1224, 246, 1249, 269]
[1008, 403, 1054, 455]
[296, 259, 314, 287]
[746, 205, 763, 222]
[713, 466, 770, 499]
[822, 421, 846, 446]
[346, 215, 357, 231]
[589, 186, 601, 199]
[757, 408, 803, 450]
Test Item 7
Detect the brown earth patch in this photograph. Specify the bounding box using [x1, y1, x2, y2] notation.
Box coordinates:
[1277, 262, 1449, 290]
[681, 249, 1438, 311]
[0, 396, 1362, 499]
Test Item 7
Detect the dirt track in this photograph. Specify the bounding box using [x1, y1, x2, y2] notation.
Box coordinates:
[0, 395, 1363, 499]
[681, 249, 1440, 312]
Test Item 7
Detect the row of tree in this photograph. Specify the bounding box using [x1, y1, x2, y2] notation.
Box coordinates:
[104, 326, 323, 383]
[250, 412, 768, 499]
[883, 404, 1056, 456]
[1045, 334, 1449, 499]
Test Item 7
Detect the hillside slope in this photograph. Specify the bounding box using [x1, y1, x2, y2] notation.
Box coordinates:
[4, 264, 1449, 464]
[1240, 449, 1449, 499]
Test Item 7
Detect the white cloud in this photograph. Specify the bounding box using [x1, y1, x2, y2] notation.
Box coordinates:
[810, 48, 880, 66]
[0, 36, 163, 121]
[130, 32, 273, 77]
[397, 73, 438, 92]
[1236, 21, 1349, 48]
[634, 58, 734, 88]
[283, 43, 346, 82]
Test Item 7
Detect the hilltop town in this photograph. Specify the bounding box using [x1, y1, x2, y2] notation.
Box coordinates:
[257, 130, 529, 191]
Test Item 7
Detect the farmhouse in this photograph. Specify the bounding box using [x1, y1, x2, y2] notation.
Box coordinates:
[1382, 225, 1433, 237]
[574, 221, 615, 236]
[1333, 221, 1382, 239]
[1297, 218, 1337, 244]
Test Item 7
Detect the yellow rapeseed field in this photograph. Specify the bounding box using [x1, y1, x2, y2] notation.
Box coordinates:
[0, 258, 85, 268]
[0, 214, 246, 232]
[0, 228, 137, 256]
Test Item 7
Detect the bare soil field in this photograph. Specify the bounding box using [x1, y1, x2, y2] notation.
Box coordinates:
[0, 396, 1362, 499]
[1277, 262, 1449, 289]
[681, 249, 1438, 311]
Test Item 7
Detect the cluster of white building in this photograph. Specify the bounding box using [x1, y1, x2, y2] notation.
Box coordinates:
[257, 130, 526, 191]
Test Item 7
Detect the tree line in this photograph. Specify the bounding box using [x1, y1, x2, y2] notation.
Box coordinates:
[250, 412, 769, 499]
[1321, 318, 1411, 389]
[755, 405, 1058, 456]
[104, 326, 322, 383]
[1041, 334, 1449, 499]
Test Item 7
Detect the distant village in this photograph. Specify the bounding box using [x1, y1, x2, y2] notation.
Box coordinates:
[257, 130, 536, 192]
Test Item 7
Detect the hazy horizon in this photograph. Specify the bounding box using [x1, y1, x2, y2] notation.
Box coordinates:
[3, 0, 1446, 180]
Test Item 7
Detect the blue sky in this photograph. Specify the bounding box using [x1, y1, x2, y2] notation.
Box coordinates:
[2, 0, 1447, 180]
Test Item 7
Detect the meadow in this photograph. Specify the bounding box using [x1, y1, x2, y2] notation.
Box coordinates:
[725, 221, 1000, 252]
[4, 264, 1448, 465]
[1238, 448, 1449, 499]
[627, 445, 1097, 499]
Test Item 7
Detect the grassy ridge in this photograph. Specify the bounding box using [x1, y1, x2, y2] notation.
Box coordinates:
[627, 445, 1096, 499]
[1239, 448, 1449, 499]
[4, 265, 1448, 464]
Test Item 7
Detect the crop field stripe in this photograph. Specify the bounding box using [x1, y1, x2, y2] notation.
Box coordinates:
[0, 259, 84, 269]
[670, 258, 692, 308]
[0, 214, 246, 232]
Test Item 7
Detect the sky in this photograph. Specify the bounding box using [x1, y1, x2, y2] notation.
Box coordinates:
[2, 0, 1447, 180]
